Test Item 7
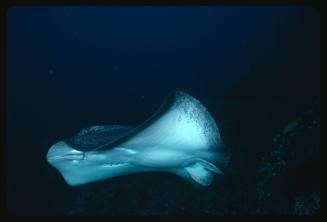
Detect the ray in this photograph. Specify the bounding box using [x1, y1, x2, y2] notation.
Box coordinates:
[46, 91, 230, 186]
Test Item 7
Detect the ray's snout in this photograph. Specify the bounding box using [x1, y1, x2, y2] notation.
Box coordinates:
[47, 141, 83, 162]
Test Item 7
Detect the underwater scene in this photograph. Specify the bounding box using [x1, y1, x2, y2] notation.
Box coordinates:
[6, 6, 320, 216]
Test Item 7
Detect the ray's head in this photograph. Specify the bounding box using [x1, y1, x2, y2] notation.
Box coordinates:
[47, 142, 132, 186]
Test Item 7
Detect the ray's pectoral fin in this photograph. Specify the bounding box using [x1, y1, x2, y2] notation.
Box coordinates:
[178, 159, 224, 186]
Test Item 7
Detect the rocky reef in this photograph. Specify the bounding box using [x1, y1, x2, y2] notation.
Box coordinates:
[256, 100, 320, 215]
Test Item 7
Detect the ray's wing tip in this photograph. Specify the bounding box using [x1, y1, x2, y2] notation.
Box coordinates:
[170, 90, 189, 98]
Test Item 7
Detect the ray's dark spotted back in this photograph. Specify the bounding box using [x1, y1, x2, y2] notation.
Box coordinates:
[64, 125, 134, 151]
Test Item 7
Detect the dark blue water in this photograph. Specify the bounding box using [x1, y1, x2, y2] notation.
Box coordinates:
[6, 6, 320, 215]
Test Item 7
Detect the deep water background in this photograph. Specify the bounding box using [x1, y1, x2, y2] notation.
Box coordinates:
[6, 6, 320, 215]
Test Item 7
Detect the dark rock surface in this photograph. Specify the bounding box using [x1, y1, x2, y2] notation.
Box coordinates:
[256, 100, 320, 215]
